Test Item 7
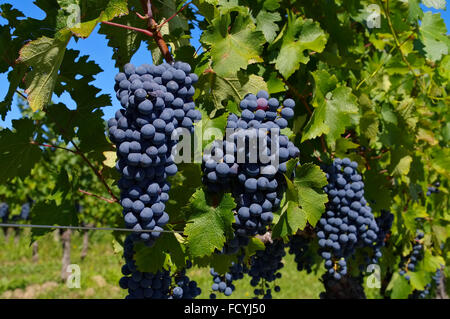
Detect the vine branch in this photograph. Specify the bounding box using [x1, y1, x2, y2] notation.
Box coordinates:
[139, 0, 174, 64]
[78, 189, 118, 204]
[70, 141, 119, 203]
[157, 1, 192, 29]
[30, 141, 78, 154]
[101, 21, 154, 37]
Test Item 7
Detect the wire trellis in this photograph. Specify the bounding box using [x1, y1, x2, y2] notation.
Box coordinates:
[0, 223, 184, 234]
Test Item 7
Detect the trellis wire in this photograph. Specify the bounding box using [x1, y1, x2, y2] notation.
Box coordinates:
[0, 223, 184, 234]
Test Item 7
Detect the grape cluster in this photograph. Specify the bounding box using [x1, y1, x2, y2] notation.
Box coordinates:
[202, 91, 300, 249]
[19, 202, 31, 221]
[172, 262, 202, 299]
[0, 203, 9, 223]
[209, 255, 247, 298]
[108, 61, 201, 245]
[426, 181, 440, 196]
[371, 210, 394, 264]
[399, 230, 424, 280]
[248, 239, 285, 299]
[119, 235, 201, 299]
[409, 267, 444, 299]
[287, 234, 314, 273]
[318, 158, 379, 280]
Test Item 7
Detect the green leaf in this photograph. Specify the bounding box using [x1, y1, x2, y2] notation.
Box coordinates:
[17, 30, 71, 111]
[184, 189, 236, 257]
[406, 0, 423, 23]
[391, 155, 413, 177]
[68, 0, 128, 38]
[98, 0, 145, 67]
[419, 12, 450, 62]
[266, 71, 286, 94]
[196, 70, 267, 117]
[201, 12, 265, 76]
[422, 0, 446, 9]
[422, 250, 445, 272]
[301, 70, 358, 148]
[165, 164, 203, 223]
[0, 65, 26, 120]
[30, 200, 79, 241]
[270, 13, 327, 78]
[0, 119, 41, 181]
[387, 272, 413, 298]
[199, 111, 228, 149]
[134, 232, 186, 273]
[408, 271, 430, 291]
[50, 169, 71, 205]
[292, 163, 328, 226]
[256, 10, 281, 43]
[193, 253, 237, 274]
[430, 148, 450, 179]
[273, 163, 327, 238]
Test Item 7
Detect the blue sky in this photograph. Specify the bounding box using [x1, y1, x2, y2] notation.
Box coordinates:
[0, 1, 448, 129]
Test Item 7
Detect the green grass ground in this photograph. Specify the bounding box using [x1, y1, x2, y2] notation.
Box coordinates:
[0, 229, 324, 299]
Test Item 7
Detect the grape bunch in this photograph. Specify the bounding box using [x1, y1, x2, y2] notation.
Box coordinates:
[287, 234, 314, 273]
[248, 239, 285, 299]
[209, 255, 247, 298]
[370, 210, 394, 264]
[202, 90, 300, 249]
[426, 181, 440, 196]
[108, 61, 201, 245]
[399, 230, 424, 280]
[19, 202, 31, 221]
[0, 202, 9, 223]
[119, 235, 201, 299]
[317, 158, 379, 280]
[172, 262, 202, 299]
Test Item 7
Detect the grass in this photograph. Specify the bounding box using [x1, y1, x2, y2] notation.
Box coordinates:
[0, 229, 324, 299]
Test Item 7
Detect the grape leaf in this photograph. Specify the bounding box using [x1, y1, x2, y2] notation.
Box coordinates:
[67, 0, 128, 38]
[196, 70, 267, 117]
[201, 12, 265, 76]
[17, 30, 71, 111]
[184, 189, 235, 257]
[0, 119, 41, 181]
[103, 151, 117, 168]
[98, 0, 146, 68]
[193, 253, 237, 274]
[419, 12, 450, 62]
[272, 181, 307, 238]
[292, 163, 328, 226]
[30, 200, 79, 241]
[199, 111, 228, 149]
[408, 271, 430, 291]
[273, 162, 327, 238]
[134, 232, 186, 273]
[165, 164, 203, 224]
[422, 0, 446, 9]
[270, 13, 327, 78]
[387, 272, 413, 298]
[301, 70, 359, 148]
[256, 10, 281, 43]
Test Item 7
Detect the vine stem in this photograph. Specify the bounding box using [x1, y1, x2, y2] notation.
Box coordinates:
[157, 1, 192, 29]
[71, 141, 119, 203]
[380, 0, 425, 90]
[101, 21, 154, 37]
[78, 189, 118, 204]
[30, 141, 78, 154]
[139, 0, 174, 64]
